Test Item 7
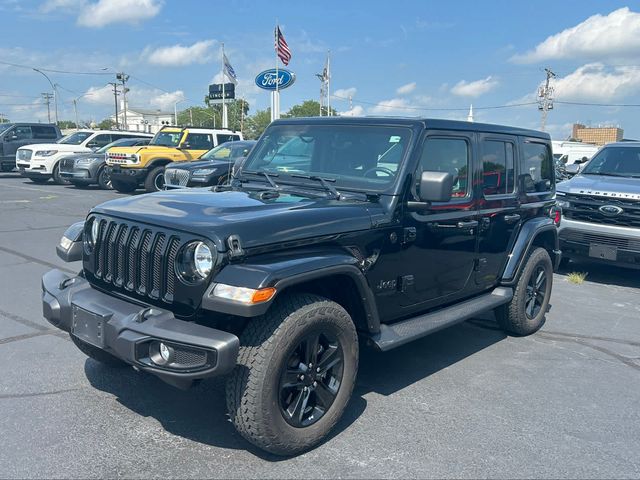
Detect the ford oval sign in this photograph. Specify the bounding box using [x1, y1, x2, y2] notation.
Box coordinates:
[255, 69, 295, 91]
[599, 205, 624, 216]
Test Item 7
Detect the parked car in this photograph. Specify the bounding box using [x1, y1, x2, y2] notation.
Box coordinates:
[552, 140, 599, 166]
[16, 130, 149, 184]
[557, 141, 640, 268]
[164, 140, 256, 188]
[0, 123, 61, 172]
[60, 136, 152, 189]
[43, 117, 559, 456]
[106, 126, 243, 193]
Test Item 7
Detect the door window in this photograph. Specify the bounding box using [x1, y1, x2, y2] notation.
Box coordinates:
[522, 142, 553, 193]
[32, 126, 58, 139]
[481, 140, 515, 196]
[417, 137, 470, 199]
[217, 134, 240, 144]
[90, 134, 112, 148]
[186, 133, 213, 150]
[13, 126, 32, 140]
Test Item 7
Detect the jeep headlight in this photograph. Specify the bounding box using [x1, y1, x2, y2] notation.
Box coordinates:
[35, 150, 58, 157]
[177, 241, 215, 282]
[85, 217, 99, 250]
[192, 167, 218, 176]
[556, 192, 570, 209]
[130, 154, 139, 163]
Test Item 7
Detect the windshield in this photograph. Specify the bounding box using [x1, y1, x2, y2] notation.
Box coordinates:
[201, 143, 251, 161]
[150, 130, 183, 147]
[581, 146, 640, 177]
[0, 124, 12, 134]
[58, 131, 92, 145]
[242, 125, 411, 192]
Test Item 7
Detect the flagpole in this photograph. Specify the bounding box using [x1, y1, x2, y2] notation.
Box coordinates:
[274, 23, 279, 121]
[221, 42, 228, 129]
[327, 50, 331, 116]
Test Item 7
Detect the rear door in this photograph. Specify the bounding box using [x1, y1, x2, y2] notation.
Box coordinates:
[475, 133, 521, 289]
[184, 133, 214, 160]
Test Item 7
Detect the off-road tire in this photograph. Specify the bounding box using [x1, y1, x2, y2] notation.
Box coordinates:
[226, 293, 359, 456]
[52, 163, 69, 185]
[144, 166, 165, 192]
[97, 167, 112, 189]
[70, 333, 128, 368]
[496, 247, 553, 336]
[29, 177, 49, 184]
[111, 178, 137, 193]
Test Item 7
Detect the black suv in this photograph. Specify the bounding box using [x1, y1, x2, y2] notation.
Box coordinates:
[0, 122, 61, 171]
[42, 118, 560, 455]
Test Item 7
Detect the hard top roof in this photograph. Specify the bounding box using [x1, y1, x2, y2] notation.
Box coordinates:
[272, 116, 550, 140]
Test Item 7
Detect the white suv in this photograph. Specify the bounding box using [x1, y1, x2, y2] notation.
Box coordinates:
[16, 130, 147, 184]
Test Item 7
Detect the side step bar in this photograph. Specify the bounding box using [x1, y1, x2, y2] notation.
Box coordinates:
[370, 287, 513, 351]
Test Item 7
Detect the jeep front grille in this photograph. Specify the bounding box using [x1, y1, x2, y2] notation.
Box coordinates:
[165, 168, 190, 187]
[563, 194, 640, 228]
[91, 218, 182, 303]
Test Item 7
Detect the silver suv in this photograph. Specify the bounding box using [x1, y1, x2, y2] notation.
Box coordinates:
[557, 142, 640, 268]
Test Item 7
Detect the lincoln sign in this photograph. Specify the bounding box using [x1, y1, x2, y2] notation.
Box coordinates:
[254, 69, 295, 91]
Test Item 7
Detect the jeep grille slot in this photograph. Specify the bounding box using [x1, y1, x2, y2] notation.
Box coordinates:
[90, 218, 190, 307]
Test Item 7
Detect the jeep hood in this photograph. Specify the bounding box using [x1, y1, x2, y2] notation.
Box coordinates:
[90, 189, 378, 250]
[557, 174, 640, 201]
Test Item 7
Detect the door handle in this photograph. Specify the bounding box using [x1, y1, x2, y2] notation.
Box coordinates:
[504, 214, 521, 224]
[457, 220, 479, 229]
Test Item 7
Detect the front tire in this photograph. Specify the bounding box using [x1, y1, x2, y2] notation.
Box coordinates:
[496, 247, 553, 336]
[226, 293, 359, 456]
[97, 167, 112, 189]
[144, 166, 165, 192]
[52, 163, 69, 185]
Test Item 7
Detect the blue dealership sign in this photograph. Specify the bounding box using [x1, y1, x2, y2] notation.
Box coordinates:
[255, 69, 296, 91]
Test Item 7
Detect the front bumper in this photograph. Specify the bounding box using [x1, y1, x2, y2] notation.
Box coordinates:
[109, 165, 148, 185]
[559, 217, 640, 268]
[42, 269, 239, 388]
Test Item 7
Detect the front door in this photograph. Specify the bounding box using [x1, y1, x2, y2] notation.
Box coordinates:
[399, 132, 480, 311]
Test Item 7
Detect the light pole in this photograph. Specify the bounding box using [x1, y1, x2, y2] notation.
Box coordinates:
[33, 68, 58, 125]
[174, 99, 186, 126]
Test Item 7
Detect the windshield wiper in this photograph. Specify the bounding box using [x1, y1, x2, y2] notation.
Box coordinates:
[291, 174, 341, 199]
[242, 170, 280, 189]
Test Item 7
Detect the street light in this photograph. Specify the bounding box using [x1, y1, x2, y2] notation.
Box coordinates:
[33, 68, 59, 125]
[174, 99, 186, 126]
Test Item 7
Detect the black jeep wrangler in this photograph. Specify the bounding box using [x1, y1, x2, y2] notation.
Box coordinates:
[42, 118, 560, 455]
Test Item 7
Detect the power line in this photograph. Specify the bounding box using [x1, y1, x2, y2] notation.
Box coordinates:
[0, 60, 112, 76]
[555, 100, 640, 107]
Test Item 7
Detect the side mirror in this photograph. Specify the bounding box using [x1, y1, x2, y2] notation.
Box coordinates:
[8, 134, 18, 141]
[179, 143, 191, 150]
[565, 164, 580, 175]
[86, 142, 98, 149]
[411, 170, 454, 204]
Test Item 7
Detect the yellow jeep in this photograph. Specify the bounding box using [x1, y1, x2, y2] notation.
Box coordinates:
[106, 126, 242, 192]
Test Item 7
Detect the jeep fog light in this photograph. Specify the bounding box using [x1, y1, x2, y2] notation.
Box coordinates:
[159, 342, 174, 362]
[213, 284, 276, 304]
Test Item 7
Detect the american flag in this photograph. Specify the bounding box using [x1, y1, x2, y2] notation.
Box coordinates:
[275, 26, 291, 66]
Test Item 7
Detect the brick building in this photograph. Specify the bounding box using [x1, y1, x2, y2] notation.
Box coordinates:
[572, 124, 623, 146]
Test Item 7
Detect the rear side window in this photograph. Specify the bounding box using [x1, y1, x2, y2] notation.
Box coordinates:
[522, 142, 553, 193]
[481, 139, 515, 196]
[186, 133, 214, 150]
[32, 126, 58, 139]
[217, 134, 240, 144]
[91, 134, 112, 148]
[418, 137, 470, 198]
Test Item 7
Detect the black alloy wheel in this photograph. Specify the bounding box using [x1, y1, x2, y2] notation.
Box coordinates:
[525, 266, 547, 320]
[278, 332, 344, 428]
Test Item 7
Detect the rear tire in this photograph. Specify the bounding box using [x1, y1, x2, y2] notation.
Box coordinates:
[144, 166, 165, 192]
[52, 163, 69, 185]
[111, 178, 137, 193]
[226, 293, 359, 456]
[97, 167, 112, 189]
[496, 247, 553, 336]
[70, 334, 128, 368]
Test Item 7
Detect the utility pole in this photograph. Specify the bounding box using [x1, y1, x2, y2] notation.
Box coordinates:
[108, 82, 120, 129]
[538, 68, 556, 131]
[116, 72, 129, 130]
[33, 68, 58, 125]
[41, 92, 53, 123]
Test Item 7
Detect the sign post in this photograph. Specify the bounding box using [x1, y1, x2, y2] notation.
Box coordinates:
[255, 68, 295, 120]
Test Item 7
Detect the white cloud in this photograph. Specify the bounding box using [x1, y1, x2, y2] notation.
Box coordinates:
[368, 98, 411, 115]
[81, 85, 184, 111]
[82, 85, 115, 104]
[396, 82, 416, 95]
[145, 40, 216, 67]
[553, 63, 640, 102]
[333, 87, 357, 100]
[339, 105, 365, 117]
[451, 76, 498, 97]
[511, 7, 640, 63]
[149, 90, 185, 110]
[77, 0, 162, 28]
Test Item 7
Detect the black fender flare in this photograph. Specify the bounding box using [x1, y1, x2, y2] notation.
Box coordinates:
[501, 217, 560, 285]
[202, 251, 381, 333]
[146, 158, 172, 170]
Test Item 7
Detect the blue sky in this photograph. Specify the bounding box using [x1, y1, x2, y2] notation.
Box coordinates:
[2, 0, 640, 139]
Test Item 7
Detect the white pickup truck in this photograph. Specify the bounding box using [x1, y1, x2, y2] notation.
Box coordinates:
[16, 130, 147, 184]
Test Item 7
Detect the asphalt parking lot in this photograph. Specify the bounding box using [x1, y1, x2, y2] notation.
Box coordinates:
[1, 172, 639, 479]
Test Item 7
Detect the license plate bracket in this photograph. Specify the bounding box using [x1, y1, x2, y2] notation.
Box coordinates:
[71, 305, 106, 348]
[589, 243, 617, 261]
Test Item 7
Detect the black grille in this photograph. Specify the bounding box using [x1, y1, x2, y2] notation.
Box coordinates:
[560, 229, 640, 251]
[563, 194, 640, 228]
[60, 157, 75, 170]
[91, 218, 181, 303]
[173, 347, 207, 368]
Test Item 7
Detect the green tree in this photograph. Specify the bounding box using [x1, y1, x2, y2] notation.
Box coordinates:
[57, 120, 77, 129]
[97, 118, 115, 130]
[285, 99, 336, 118]
[178, 99, 250, 134]
[244, 108, 272, 139]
